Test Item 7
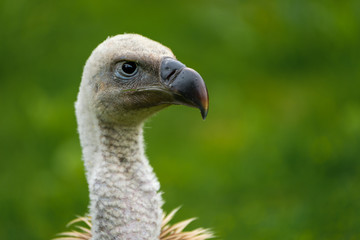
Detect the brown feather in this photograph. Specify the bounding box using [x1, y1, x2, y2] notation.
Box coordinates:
[53, 208, 214, 240]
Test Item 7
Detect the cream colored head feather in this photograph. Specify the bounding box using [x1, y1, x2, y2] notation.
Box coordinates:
[56, 33, 211, 240]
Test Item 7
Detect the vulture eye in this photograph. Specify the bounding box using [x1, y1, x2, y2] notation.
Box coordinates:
[114, 61, 138, 79]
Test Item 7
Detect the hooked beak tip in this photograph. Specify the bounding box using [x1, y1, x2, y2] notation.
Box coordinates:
[200, 90, 209, 120]
[201, 108, 208, 120]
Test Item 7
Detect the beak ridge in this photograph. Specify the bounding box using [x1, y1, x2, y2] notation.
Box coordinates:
[160, 57, 209, 119]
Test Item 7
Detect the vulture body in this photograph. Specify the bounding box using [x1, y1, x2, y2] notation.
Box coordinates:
[55, 34, 212, 240]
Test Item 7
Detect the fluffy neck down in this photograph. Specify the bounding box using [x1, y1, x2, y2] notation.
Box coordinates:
[76, 100, 163, 240]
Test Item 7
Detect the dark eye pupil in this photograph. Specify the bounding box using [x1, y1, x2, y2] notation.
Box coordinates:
[122, 62, 137, 74]
[114, 61, 138, 79]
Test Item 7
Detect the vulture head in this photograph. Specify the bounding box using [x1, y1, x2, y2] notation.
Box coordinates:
[78, 34, 209, 126]
[68, 34, 213, 240]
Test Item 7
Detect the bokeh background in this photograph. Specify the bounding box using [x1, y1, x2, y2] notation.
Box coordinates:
[1, 0, 360, 239]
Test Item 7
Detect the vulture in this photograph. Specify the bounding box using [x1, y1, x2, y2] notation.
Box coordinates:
[55, 34, 213, 240]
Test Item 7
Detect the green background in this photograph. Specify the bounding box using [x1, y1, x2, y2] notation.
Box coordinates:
[1, 0, 359, 239]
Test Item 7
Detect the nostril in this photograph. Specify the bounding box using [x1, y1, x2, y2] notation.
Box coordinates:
[166, 69, 177, 82]
[160, 57, 186, 83]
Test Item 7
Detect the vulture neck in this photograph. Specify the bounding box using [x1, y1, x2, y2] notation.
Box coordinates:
[77, 105, 163, 239]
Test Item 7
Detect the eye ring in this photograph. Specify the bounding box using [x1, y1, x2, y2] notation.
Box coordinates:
[114, 61, 138, 79]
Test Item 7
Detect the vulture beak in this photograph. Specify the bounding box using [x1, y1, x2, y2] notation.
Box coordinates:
[160, 57, 209, 119]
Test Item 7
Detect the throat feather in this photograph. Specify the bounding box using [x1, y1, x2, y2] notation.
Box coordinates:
[86, 122, 163, 240]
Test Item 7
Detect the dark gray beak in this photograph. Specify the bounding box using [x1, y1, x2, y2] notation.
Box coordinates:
[160, 57, 209, 119]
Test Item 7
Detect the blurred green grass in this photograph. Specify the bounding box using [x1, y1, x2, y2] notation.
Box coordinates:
[1, 0, 360, 239]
